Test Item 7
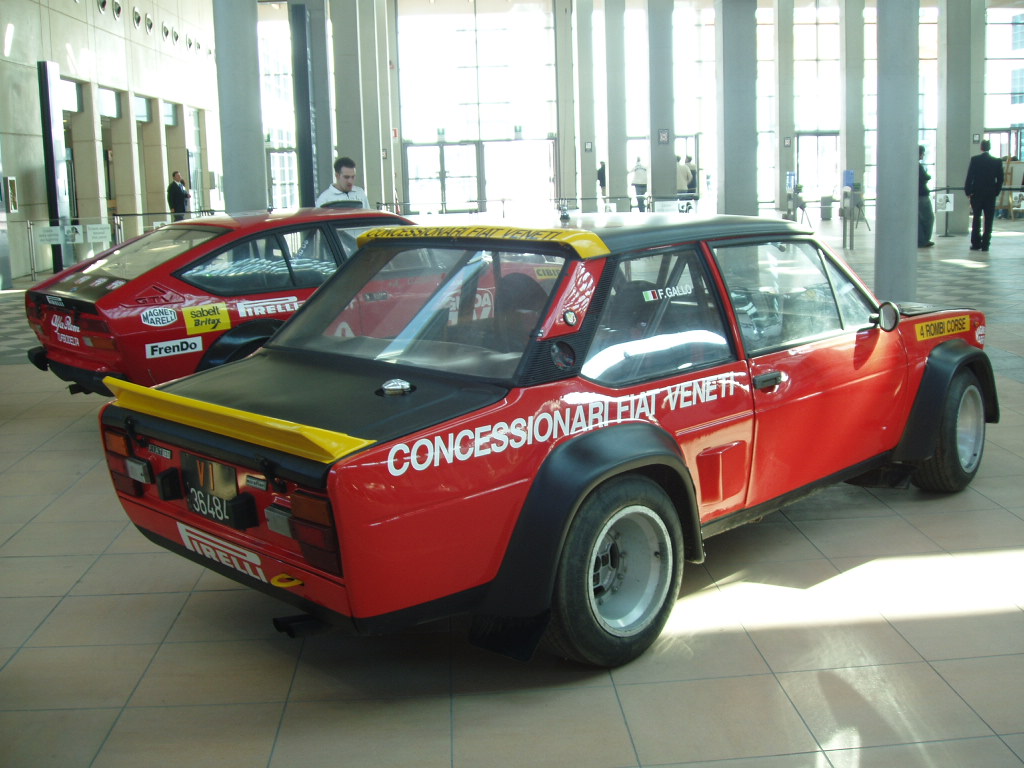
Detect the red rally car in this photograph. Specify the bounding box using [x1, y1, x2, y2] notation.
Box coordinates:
[26, 207, 409, 395]
[98, 214, 999, 666]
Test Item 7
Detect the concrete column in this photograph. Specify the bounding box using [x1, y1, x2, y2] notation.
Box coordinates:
[648, 0, 675, 209]
[140, 98, 170, 220]
[715, 0, 758, 215]
[213, 0, 268, 211]
[938, 0, 983, 236]
[874, 0, 919, 302]
[109, 91, 144, 240]
[290, 3, 320, 207]
[840, 0, 866, 202]
[383, 0, 403, 211]
[775, 0, 795, 212]
[357, 0, 384, 208]
[554, 0, 578, 209]
[576, 0, 598, 212]
[330, 0, 363, 167]
[165, 105, 188, 210]
[372, 0, 396, 209]
[605, 0, 629, 211]
[301, 0, 334, 200]
[198, 110, 224, 211]
[69, 81, 107, 226]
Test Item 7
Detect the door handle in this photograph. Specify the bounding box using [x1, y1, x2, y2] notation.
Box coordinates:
[753, 371, 783, 390]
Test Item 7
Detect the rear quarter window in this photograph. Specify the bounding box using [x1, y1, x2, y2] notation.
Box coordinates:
[582, 248, 734, 386]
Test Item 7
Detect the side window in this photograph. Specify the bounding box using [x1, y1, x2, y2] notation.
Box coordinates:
[330, 224, 366, 260]
[281, 228, 338, 288]
[823, 256, 876, 328]
[582, 249, 733, 386]
[179, 236, 291, 295]
[714, 241, 843, 354]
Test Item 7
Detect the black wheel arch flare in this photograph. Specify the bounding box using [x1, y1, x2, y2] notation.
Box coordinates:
[892, 338, 1000, 463]
[476, 421, 702, 620]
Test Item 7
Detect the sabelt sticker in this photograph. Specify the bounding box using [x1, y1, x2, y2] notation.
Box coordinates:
[141, 307, 178, 327]
[145, 336, 203, 358]
[976, 324, 987, 346]
[184, 303, 232, 335]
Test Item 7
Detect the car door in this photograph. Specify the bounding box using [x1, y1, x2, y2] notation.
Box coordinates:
[711, 239, 909, 508]
[580, 247, 756, 523]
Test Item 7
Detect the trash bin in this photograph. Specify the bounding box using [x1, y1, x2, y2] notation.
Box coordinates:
[820, 196, 834, 220]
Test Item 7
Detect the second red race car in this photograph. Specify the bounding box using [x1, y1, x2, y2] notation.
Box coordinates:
[26, 207, 410, 395]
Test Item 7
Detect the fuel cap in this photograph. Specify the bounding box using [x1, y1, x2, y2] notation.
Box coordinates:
[381, 378, 412, 396]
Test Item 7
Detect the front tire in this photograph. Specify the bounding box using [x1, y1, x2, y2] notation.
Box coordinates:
[545, 475, 683, 667]
[912, 368, 986, 492]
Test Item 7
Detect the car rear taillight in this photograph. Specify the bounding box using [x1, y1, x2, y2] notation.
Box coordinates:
[103, 428, 148, 497]
[103, 428, 180, 500]
[77, 316, 117, 350]
[265, 492, 342, 576]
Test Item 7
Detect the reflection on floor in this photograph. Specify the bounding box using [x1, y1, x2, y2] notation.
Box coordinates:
[1, 215, 1023, 767]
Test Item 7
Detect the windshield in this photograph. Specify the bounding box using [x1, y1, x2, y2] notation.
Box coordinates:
[270, 241, 567, 380]
[79, 226, 229, 282]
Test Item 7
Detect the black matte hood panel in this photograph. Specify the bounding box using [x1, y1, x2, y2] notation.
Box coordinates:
[159, 348, 510, 446]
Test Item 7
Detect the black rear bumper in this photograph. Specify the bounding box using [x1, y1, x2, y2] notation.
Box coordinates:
[27, 346, 123, 396]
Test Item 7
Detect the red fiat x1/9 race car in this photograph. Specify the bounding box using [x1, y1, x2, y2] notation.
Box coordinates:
[26, 207, 409, 395]
[98, 215, 999, 666]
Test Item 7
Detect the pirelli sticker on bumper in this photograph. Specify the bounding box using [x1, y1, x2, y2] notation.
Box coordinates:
[915, 314, 970, 341]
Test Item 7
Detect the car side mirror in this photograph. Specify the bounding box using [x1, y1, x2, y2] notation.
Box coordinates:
[871, 301, 901, 332]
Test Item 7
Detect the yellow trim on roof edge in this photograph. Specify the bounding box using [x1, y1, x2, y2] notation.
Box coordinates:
[104, 378, 375, 464]
[358, 225, 611, 259]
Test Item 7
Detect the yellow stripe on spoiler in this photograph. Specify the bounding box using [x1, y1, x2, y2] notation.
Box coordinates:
[358, 225, 612, 259]
[104, 378, 375, 464]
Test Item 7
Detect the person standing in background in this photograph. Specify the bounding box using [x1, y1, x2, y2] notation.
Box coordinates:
[685, 155, 698, 195]
[166, 171, 190, 221]
[597, 161, 607, 202]
[630, 158, 648, 212]
[316, 157, 371, 208]
[964, 139, 1003, 252]
[675, 156, 693, 198]
[918, 145, 934, 248]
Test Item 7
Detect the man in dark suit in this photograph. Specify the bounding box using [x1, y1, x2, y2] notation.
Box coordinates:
[964, 140, 1003, 251]
[166, 171, 190, 221]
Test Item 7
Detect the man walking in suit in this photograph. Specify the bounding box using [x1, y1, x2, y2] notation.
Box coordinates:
[964, 140, 1003, 251]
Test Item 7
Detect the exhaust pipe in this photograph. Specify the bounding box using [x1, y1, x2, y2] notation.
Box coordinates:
[273, 613, 329, 638]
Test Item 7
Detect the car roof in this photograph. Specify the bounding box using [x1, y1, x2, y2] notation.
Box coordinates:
[170, 207, 408, 231]
[359, 213, 815, 259]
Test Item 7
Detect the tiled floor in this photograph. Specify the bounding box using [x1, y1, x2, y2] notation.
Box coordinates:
[1, 214, 1024, 767]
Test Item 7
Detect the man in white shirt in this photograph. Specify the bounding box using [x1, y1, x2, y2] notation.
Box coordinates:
[316, 156, 371, 208]
[675, 156, 693, 195]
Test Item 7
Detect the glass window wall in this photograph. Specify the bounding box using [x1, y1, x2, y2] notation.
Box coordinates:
[258, 9, 298, 209]
[251, 0, 1023, 220]
[985, 8, 1024, 161]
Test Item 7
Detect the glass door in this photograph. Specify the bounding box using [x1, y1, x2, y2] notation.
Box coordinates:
[405, 143, 481, 215]
[482, 139, 556, 217]
[796, 132, 840, 202]
[440, 143, 480, 213]
[984, 129, 1022, 162]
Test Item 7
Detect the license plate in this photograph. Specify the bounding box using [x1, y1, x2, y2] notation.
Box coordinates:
[181, 453, 256, 529]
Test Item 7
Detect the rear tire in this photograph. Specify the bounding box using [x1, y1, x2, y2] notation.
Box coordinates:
[544, 475, 683, 667]
[912, 368, 985, 492]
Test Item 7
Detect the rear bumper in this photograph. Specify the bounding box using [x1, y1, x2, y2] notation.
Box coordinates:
[27, 346, 125, 396]
[119, 496, 486, 636]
